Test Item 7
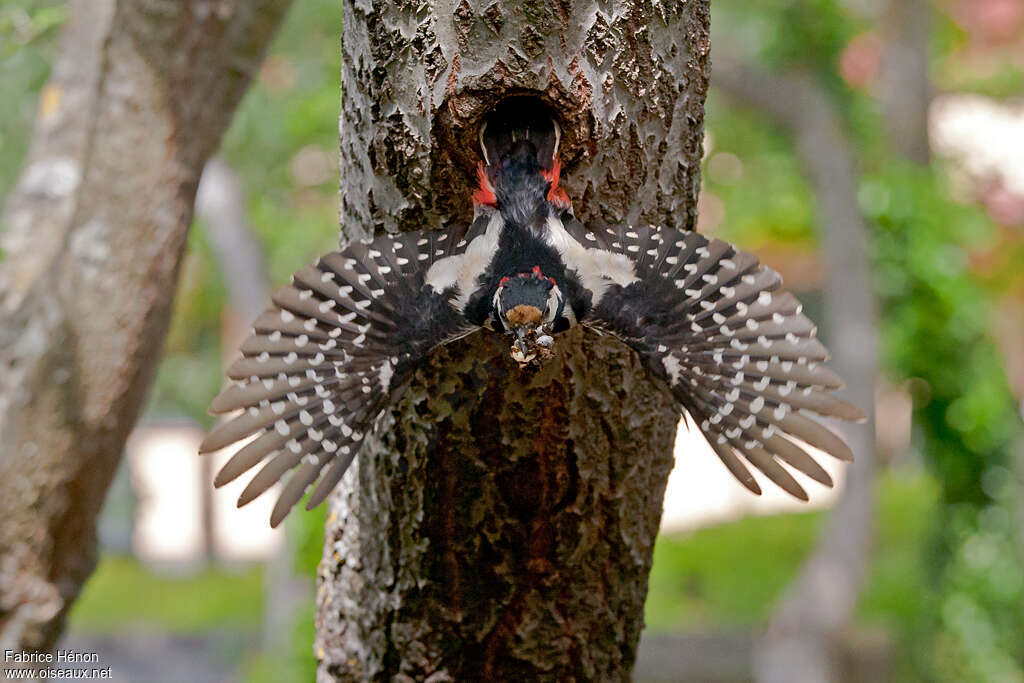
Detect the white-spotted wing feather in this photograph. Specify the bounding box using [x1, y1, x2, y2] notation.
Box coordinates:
[200, 221, 489, 527]
[576, 222, 864, 500]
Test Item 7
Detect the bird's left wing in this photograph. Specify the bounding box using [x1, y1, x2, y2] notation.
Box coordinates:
[199, 219, 495, 526]
[550, 217, 864, 500]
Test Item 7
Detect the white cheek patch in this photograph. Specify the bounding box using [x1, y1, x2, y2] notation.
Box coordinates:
[545, 284, 564, 324]
[544, 216, 638, 305]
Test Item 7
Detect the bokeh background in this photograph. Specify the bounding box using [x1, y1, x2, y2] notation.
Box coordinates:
[2, 0, 1023, 681]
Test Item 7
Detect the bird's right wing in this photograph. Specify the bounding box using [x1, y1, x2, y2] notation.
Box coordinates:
[199, 216, 500, 527]
[548, 216, 863, 500]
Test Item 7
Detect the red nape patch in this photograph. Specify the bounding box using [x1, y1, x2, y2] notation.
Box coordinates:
[541, 157, 572, 209]
[529, 266, 556, 286]
[473, 162, 497, 207]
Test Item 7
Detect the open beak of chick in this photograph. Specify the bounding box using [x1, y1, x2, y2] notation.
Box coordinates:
[510, 325, 555, 366]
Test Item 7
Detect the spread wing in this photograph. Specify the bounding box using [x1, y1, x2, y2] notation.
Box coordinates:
[553, 217, 864, 499]
[199, 218, 494, 526]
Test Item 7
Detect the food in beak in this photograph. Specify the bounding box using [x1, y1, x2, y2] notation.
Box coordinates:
[509, 326, 554, 365]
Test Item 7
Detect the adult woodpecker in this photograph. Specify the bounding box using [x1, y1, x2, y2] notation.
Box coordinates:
[200, 99, 864, 527]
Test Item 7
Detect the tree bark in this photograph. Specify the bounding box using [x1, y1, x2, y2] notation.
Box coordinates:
[316, 1, 710, 679]
[0, 0, 289, 658]
[713, 59, 878, 683]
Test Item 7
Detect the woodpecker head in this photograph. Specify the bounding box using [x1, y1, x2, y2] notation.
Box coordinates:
[475, 98, 571, 219]
[493, 267, 562, 365]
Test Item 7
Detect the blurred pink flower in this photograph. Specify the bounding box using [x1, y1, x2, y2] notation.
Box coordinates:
[840, 32, 882, 90]
[954, 0, 1024, 45]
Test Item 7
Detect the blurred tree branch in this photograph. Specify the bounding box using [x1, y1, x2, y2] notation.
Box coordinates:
[196, 156, 272, 342]
[195, 156, 304, 664]
[194, 156, 272, 563]
[0, 0, 290, 657]
[879, 0, 932, 165]
[714, 57, 878, 683]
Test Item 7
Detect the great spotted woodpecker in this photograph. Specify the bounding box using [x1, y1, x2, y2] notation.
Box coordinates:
[201, 99, 864, 527]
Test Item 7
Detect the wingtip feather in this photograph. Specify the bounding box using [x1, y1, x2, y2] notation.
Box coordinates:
[269, 509, 289, 529]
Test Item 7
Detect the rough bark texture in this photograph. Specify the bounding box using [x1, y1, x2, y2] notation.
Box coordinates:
[714, 60, 878, 683]
[317, 1, 710, 680]
[0, 0, 289, 658]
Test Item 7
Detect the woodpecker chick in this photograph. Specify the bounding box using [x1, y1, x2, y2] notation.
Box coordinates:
[201, 98, 864, 528]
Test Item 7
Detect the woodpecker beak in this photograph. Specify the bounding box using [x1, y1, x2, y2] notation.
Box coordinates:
[509, 326, 555, 366]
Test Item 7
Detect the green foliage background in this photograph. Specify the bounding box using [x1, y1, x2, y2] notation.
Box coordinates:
[706, 1, 1024, 679]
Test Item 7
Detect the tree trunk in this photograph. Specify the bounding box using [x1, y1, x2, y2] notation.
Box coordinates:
[713, 60, 878, 683]
[0, 0, 289, 658]
[316, 1, 710, 679]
